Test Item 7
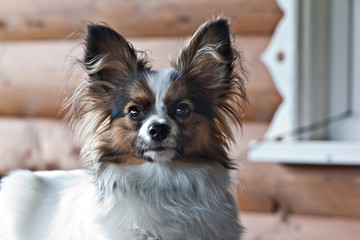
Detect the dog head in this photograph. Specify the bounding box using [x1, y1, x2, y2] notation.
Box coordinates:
[68, 18, 247, 169]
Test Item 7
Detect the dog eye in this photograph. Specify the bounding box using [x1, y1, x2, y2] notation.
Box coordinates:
[176, 102, 191, 119]
[128, 106, 143, 120]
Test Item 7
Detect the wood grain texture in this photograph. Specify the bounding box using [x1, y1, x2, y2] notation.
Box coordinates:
[0, 118, 81, 175]
[242, 212, 360, 240]
[232, 123, 360, 218]
[0, 0, 282, 41]
[0, 36, 281, 121]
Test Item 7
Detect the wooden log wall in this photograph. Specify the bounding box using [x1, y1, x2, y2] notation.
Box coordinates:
[0, 36, 281, 120]
[4, 0, 359, 219]
[0, 118, 81, 172]
[0, 0, 283, 121]
[232, 124, 360, 218]
[242, 212, 360, 240]
[0, 0, 282, 40]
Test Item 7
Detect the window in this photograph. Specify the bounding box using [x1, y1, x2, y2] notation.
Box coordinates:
[249, 0, 360, 164]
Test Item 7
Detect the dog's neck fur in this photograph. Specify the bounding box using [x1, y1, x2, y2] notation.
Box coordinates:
[94, 161, 241, 240]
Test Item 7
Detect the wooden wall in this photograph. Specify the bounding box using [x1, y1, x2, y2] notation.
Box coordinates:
[2, 0, 359, 219]
[0, 0, 281, 40]
[0, 0, 282, 169]
[0, 37, 280, 120]
[231, 124, 360, 218]
[0, 0, 282, 121]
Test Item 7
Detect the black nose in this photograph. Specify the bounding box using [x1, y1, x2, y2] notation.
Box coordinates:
[148, 124, 170, 142]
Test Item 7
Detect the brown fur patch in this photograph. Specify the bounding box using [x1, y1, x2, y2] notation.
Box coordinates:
[176, 156, 210, 165]
[98, 83, 156, 165]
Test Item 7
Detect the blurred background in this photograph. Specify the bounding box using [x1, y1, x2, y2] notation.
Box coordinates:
[0, 0, 359, 239]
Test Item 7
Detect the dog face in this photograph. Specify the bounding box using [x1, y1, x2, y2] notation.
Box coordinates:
[69, 18, 247, 168]
[108, 68, 215, 163]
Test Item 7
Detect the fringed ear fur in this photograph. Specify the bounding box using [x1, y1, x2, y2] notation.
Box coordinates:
[84, 24, 150, 84]
[172, 18, 237, 83]
[172, 17, 247, 127]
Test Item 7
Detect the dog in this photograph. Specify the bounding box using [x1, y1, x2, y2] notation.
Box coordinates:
[0, 17, 247, 240]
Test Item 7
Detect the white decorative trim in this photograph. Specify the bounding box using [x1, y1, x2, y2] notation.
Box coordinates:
[260, 0, 298, 139]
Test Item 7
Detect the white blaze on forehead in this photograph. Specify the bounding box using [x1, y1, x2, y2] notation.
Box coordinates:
[146, 69, 173, 116]
[138, 70, 174, 143]
[137, 69, 179, 162]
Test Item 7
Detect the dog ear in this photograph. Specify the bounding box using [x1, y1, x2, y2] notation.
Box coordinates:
[172, 18, 247, 140]
[84, 24, 149, 82]
[172, 18, 236, 93]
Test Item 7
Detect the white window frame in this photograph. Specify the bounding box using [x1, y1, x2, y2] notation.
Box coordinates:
[248, 0, 360, 165]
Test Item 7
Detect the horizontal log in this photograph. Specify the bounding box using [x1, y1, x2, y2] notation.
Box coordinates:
[242, 212, 360, 240]
[0, 0, 282, 41]
[232, 123, 360, 218]
[0, 118, 81, 174]
[0, 36, 281, 122]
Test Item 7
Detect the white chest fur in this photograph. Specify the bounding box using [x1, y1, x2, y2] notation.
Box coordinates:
[0, 162, 242, 240]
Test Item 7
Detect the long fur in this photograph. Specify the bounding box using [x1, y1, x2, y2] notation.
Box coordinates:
[0, 17, 247, 240]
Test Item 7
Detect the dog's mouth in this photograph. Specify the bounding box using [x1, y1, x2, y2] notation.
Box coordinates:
[140, 146, 178, 162]
[138, 140, 176, 153]
[146, 146, 173, 152]
[136, 137, 179, 162]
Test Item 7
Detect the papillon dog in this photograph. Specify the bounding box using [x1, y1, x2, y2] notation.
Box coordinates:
[0, 17, 247, 240]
